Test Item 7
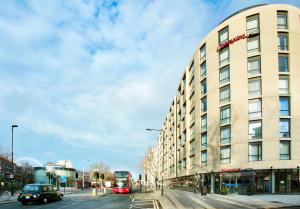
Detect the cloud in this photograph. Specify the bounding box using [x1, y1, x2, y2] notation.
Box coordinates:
[0, 0, 299, 171]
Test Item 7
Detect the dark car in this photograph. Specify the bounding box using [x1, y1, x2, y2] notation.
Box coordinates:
[18, 183, 63, 205]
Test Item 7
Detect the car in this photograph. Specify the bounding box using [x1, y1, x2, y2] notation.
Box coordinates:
[17, 183, 63, 205]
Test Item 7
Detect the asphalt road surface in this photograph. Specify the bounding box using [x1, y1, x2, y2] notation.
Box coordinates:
[1, 193, 149, 209]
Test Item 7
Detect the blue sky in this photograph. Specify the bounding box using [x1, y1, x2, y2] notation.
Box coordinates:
[0, 0, 299, 178]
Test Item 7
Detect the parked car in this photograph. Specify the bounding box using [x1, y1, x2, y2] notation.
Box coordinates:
[17, 183, 63, 205]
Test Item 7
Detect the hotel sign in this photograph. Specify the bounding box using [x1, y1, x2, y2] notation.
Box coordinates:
[217, 33, 249, 51]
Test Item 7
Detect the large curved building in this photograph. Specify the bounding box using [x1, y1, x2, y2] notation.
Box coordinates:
[156, 4, 300, 194]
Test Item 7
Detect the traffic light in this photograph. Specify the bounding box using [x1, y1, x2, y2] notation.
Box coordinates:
[145, 174, 147, 182]
[100, 173, 104, 179]
[139, 174, 142, 181]
[76, 172, 78, 178]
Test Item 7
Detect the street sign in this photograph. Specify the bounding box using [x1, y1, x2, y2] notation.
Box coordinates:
[60, 176, 67, 183]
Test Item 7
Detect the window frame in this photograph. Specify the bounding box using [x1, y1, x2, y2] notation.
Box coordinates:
[220, 105, 231, 125]
[280, 118, 290, 138]
[248, 56, 261, 76]
[219, 65, 230, 85]
[220, 85, 230, 104]
[201, 132, 207, 149]
[248, 142, 262, 161]
[220, 125, 231, 144]
[200, 44, 206, 60]
[278, 54, 289, 72]
[219, 47, 229, 66]
[277, 11, 288, 29]
[218, 26, 229, 44]
[248, 77, 261, 97]
[201, 150, 208, 166]
[220, 146, 231, 164]
[248, 98, 262, 118]
[247, 35, 260, 53]
[248, 120, 262, 140]
[246, 14, 260, 34]
[280, 140, 291, 160]
[278, 33, 289, 51]
[279, 96, 290, 116]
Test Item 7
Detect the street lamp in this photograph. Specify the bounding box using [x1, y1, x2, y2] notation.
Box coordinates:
[11, 124, 18, 196]
[82, 160, 90, 190]
[146, 128, 164, 196]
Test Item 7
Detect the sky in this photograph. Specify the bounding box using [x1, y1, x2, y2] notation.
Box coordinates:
[0, 0, 299, 178]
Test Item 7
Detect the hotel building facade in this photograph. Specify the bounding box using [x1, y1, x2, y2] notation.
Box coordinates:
[155, 4, 300, 194]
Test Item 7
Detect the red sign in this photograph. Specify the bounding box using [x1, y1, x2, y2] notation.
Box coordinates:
[217, 33, 249, 51]
[220, 168, 240, 172]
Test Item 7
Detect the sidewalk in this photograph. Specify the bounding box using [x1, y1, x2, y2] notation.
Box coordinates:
[134, 189, 300, 209]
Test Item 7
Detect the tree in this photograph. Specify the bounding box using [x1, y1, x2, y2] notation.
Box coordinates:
[0, 145, 9, 159]
[88, 161, 113, 181]
[142, 146, 159, 181]
[20, 162, 34, 186]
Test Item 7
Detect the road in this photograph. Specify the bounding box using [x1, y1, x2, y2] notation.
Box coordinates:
[0, 192, 156, 209]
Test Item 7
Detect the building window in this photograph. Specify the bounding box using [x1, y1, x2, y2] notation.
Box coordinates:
[246, 14, 259, 34]
[220, 105, 231, 125]
[249, 120, 262, 140]
[219, 65, 230, 85]
[201, 150, 207, 166]
[277, 11, 288, 29]
[279, 76, 289, 94]
[181, 131, 186, 145]
[220, 85, 230, 104]
[200, 62, 206, 77]
[200, 44, 206, 60]
[248, 56, 261, 76]
[278, 54, 289, 72]
[248, 98, 262, 118]
[201, 97, 207, 113]
[201, 132, 207, 149]
[279, 97, 290, 116]
[220, 125, 231, 144]
[219, 27, 229, 44]
[219, 47, 229, 65]
[182, 158, 186, 170]
[280, 119, 290, 138]
[280, 140, 290, 160]
[190, 139, 196, 154]
[249, 142, 262, 161]
[190, 155, 195, 169]
[190, 109, 195, 124]
[220, 146, 231, 164]
[247, 36, 260, 53]
[201, 115, 207, 132]
[248, 78, 261, 97]
[190, 124, 195, 138]
[201, 79, 207, 95]
[278, 33, 288, 51]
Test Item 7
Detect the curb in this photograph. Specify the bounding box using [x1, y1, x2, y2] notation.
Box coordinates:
[0, 200, 18, 205]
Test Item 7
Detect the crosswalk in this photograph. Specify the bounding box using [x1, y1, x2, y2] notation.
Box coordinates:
[129, 198, 159, 209]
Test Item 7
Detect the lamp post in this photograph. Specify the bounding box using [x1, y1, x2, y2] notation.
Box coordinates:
[11, 125, 18, 196]
[146, 128, 164, 196]
[82, 160, 90, 190]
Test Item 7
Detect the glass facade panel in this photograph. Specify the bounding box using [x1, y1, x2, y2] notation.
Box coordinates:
[220, 106, 231, 124]
[200, 44, 206, 60]
[248, 56, 261, 75]
[201, 150, 207, 166]
[278, 33, 288, 50]
[249, 120, 262, 140]
[247, 36, 260, 53]
[220, 126, 231, 144]
[280, 140, 290, 160]
[219, 27, 229, 43]
[219, 47, 229, 65]
[248, 78, 261, 96]
[280, 119, 290, 138]
[279, 76, 289, 94]
[277, 12, 288, 29]
[201, 97, 207, 112]
[279, 97, 290, 116]
[201, 133, 207, 149]
[219, 65, 230, 85]
[279, 54, 289, 72]
[201, 79, 207, 95]
[200, 62, 206, 77]
[248, 98, 262, 118]
[220, 146, 231, 164]
[249, 142, 262, 161]
[201, 115, 207, 132]
[220, 86, 230, 104]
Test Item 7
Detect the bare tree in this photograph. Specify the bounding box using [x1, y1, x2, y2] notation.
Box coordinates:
[88, 161, 113, 180]
[143, 146, 159, 179]
[0, 145, 9, 159]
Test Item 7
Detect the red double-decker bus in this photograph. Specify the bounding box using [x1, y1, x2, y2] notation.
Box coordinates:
[112, 171, 132, 194]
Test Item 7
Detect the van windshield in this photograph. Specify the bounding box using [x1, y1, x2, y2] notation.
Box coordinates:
[23, 185, 40, 191]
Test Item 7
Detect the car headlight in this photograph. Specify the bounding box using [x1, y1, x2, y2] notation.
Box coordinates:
[33, 195, 37, 198]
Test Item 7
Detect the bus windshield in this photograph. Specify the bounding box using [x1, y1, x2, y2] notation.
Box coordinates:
[114, 177, 128, 188]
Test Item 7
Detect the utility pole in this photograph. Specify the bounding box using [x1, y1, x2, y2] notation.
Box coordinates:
[11, 125, 18, 197]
